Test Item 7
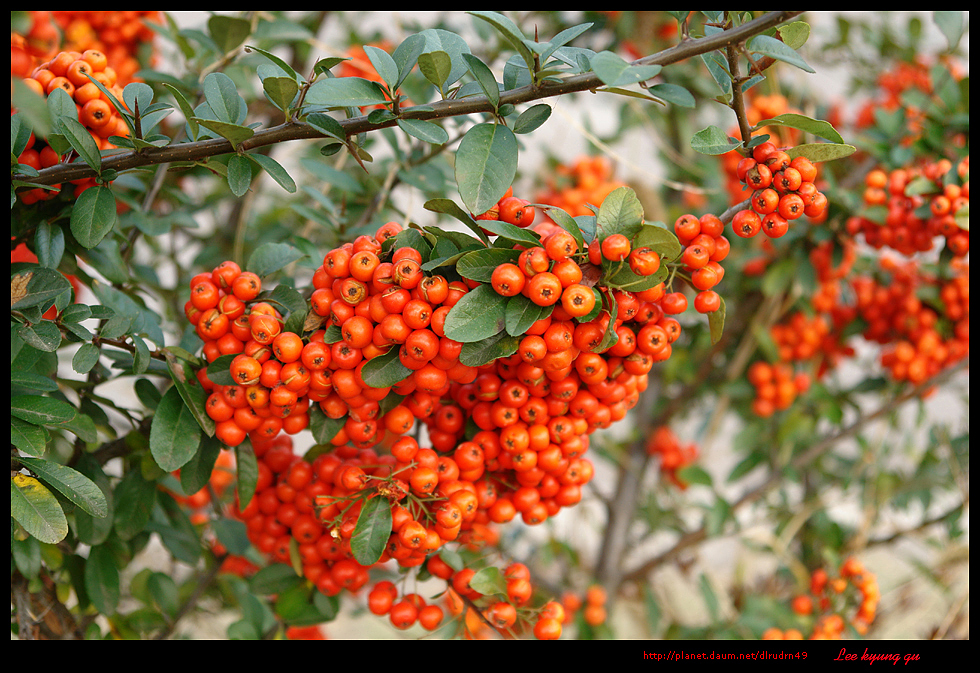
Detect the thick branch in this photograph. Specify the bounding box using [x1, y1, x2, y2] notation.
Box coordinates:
[12, 11, 803, 188]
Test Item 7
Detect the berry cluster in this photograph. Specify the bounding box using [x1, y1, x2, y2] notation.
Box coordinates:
[847, 156, 969, 258]
[12, 11, 160, 86]
[186, 261, 316, 447]
[720, 94, 803, 204]
[731, 142, 828, 239]
[645, 426, 699, 489]
[15, 48, 130, 204]
[179, 177, 730, 638]
[852, 258, 970, 385]
[746, 359, 812, 419]
[762, 557, 880, 640]
[672, 212, 729, 314]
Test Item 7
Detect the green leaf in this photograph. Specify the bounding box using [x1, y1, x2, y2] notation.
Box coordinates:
[513, 103, 552, 134]
[203, 72, 247, 124]
[305, 77, 390, 108]
[468, 565, 505, 596]
[395, 118, 448, 145]
[246, 242, 305, 276]
[59, 116, 102, 173]
[245, 44, 303, 82]
[363, 45, 399, 90]
[11, 266, 72, 311]
[250, 563, 303, 595]
[84, 544, 120, 615]
[468, 11, 534, 74]
[746, 34, 815, 74]
[262, 76, 299, 113]
[648, 83, 695, 108]
[418, 50, 453, 91]
[351, 494, 392, 566]
[162, 350, 215, 437]
[590, 50, 662, 86]
[149, 385, 204, 472]
[16, 320, 62, 353]
[226, 153, 253, 197]
[72, 455, 114, 546]
[17, 456, 108, 518]
[11, 473, 68, 544]
[112, 469, 156, 540]
[70, 185, 117, 249]
[505, 294, 551, 336]
[544, 206, 586, 249]
[443, 284, 508, 343]
[235, 441, 259, 510]
[208, 14, 251, 53]
[192, 118, 255, 147]
[455, 248, 521, 282]
[423, 198, 490, 245]
[700, 51, 732, 100]
[11, 418, 48, 457]
[147, 572, 180, 618]
[360, 347, 412, 389]
[707, 295, 727, 345]
[459, 331, 519, 368]
[11, 395, 76, 426]
[755, 113, 843, 144]
[213, 517, 251, 556]
[787, 143, 856, 163]
[596, 186, 645, 241]
[690, 125, 741, 155]
[777, 21, 810, 51]
[462, 53, 500, 108]
[304, 112, 346, 141]
[455, 123, 518, 216]
[634, 222, 682, 262]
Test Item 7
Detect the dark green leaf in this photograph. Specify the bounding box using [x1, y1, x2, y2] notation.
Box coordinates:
[455, 248, 521, 282]
[149, 385, 203, 472]
[513, 103, 552, 134]
[396, 118, 448, 145]
[70, 185, 117, 249]
[455, 123, 518, 216]
[443, 284, 507, 343]
[226, 154, 252, 197]
[459, 331, 519, 367]
[17, 456, 108, 518]
[11, 395, 76, 426]
[84, 544, 120, 615]
[690, 125, 741, 155]
[246, 242, 305, 276]
[360, 347, 412, 389]
[112, 469, 155, 540]
[746, 34, 815, 73]
[351, 495, 392, 566]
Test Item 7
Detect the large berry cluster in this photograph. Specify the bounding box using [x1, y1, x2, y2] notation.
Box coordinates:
[12, 11, 160, 86]
[179, 178, 723, 637]
[731, 141, 828, 239]
[14, 49, 130, 204]
[847, 156, 969, 258]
